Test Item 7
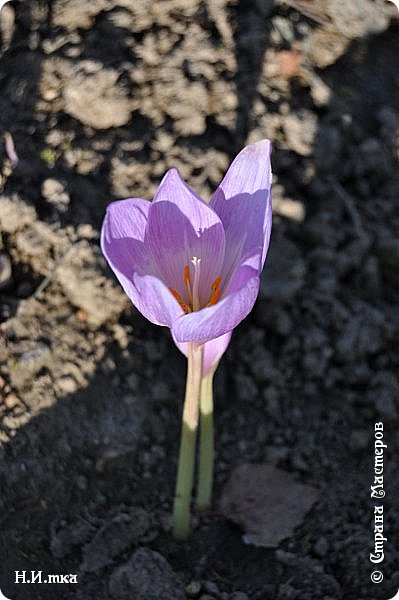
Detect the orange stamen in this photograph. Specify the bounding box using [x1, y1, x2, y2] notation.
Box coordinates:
[184, 265, 191, 287]
[184, 264, 193, 306]
[207, 276, 222, 307]
[169, 287, 190, 314]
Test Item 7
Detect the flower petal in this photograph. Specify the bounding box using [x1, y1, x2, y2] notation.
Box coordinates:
[172, 261, 260, 343]
[173, 331, 233, 376]
[146, 168, 226, 305]
[101, 197, 182, 326]
[133, 273, 184, 326]
[210, 139, 272, 284]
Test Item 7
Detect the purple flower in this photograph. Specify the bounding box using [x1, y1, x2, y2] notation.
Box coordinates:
[101, 139, 272, 373]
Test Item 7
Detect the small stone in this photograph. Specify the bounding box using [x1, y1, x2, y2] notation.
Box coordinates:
[81, 509, 151, 573]
[313, 537, 329, 558]
[230, 592, 248, 600]
[0, 253, 12, 290]
[275, 550, 297, 566]
[57, 376, 79, 395]
[203, 582, 219, 596]
[42, 178, 70, 211]
[64, 69, 131, 129]
[186, 581, 202, 597]
[109, 548, 185, 600]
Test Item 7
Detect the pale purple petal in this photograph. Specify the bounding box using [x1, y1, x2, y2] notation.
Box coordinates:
[101, 197, 182, 326]
[146, 168, 225, 305]
[172, 262, 260, 343]
[210, 139, 272, 286]
[173, 331, 233, 375]
[132, 273, 184, 326]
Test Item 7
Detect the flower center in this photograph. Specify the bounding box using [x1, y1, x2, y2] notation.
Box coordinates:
[169, 257, 222, 314]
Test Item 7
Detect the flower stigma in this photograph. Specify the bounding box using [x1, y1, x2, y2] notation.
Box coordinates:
[169, 257, 222, 314]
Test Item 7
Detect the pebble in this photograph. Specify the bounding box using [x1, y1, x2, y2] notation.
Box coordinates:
[57, 376, 79, 395]
[42, 178, 70, 211]
[230, 592, 248, 600]
[203, 581, 220, 595]
[0, 253, 12, 289]
[109, 548, 185, 600]
[313, 537, 329, 558]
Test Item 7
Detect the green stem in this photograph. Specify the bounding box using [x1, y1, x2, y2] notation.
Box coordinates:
[172, 342, 203, 540]
[196, 369, 215, 510]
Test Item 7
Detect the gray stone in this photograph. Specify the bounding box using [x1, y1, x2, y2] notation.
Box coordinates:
[313, 536, 329, 558]
[109, 548, 185, 600]
[203, 581, 219, 595]
[81, 509, 152, 572]
[230, 593, 248, 600]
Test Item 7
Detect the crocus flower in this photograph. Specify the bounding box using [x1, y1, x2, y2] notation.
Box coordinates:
[101, 139, 272, 371]
[101, 139, 272, 539]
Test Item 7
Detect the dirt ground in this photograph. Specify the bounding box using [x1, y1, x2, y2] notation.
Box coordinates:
[0, 1, 398, 599]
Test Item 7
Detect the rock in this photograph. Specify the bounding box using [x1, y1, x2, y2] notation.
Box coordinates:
[220, 463, 319, 547]
[64, 69, 132, 129]
[51, 519, 93, 559]
[81, 508, 152, 573]
[42, 178, 70, 211]
[230, 593, 248, 600]
[186, 581, 202, 597]
[0, 3, 15, 53]
[313, 537, 329, 558]
[203, 582, 219, 596]
[273, 196, 305, 221]
[109, 548, 185, 600]
[0, 253, 12, 290]
[57, 375, 79, 395]
[259, 236, 306, 304]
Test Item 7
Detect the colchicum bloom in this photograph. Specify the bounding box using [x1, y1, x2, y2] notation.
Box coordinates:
[101, 139, 272, 539]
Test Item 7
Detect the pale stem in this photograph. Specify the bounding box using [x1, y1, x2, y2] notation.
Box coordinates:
[196, 368, 215, 510]
[172, 342, 203, 540]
